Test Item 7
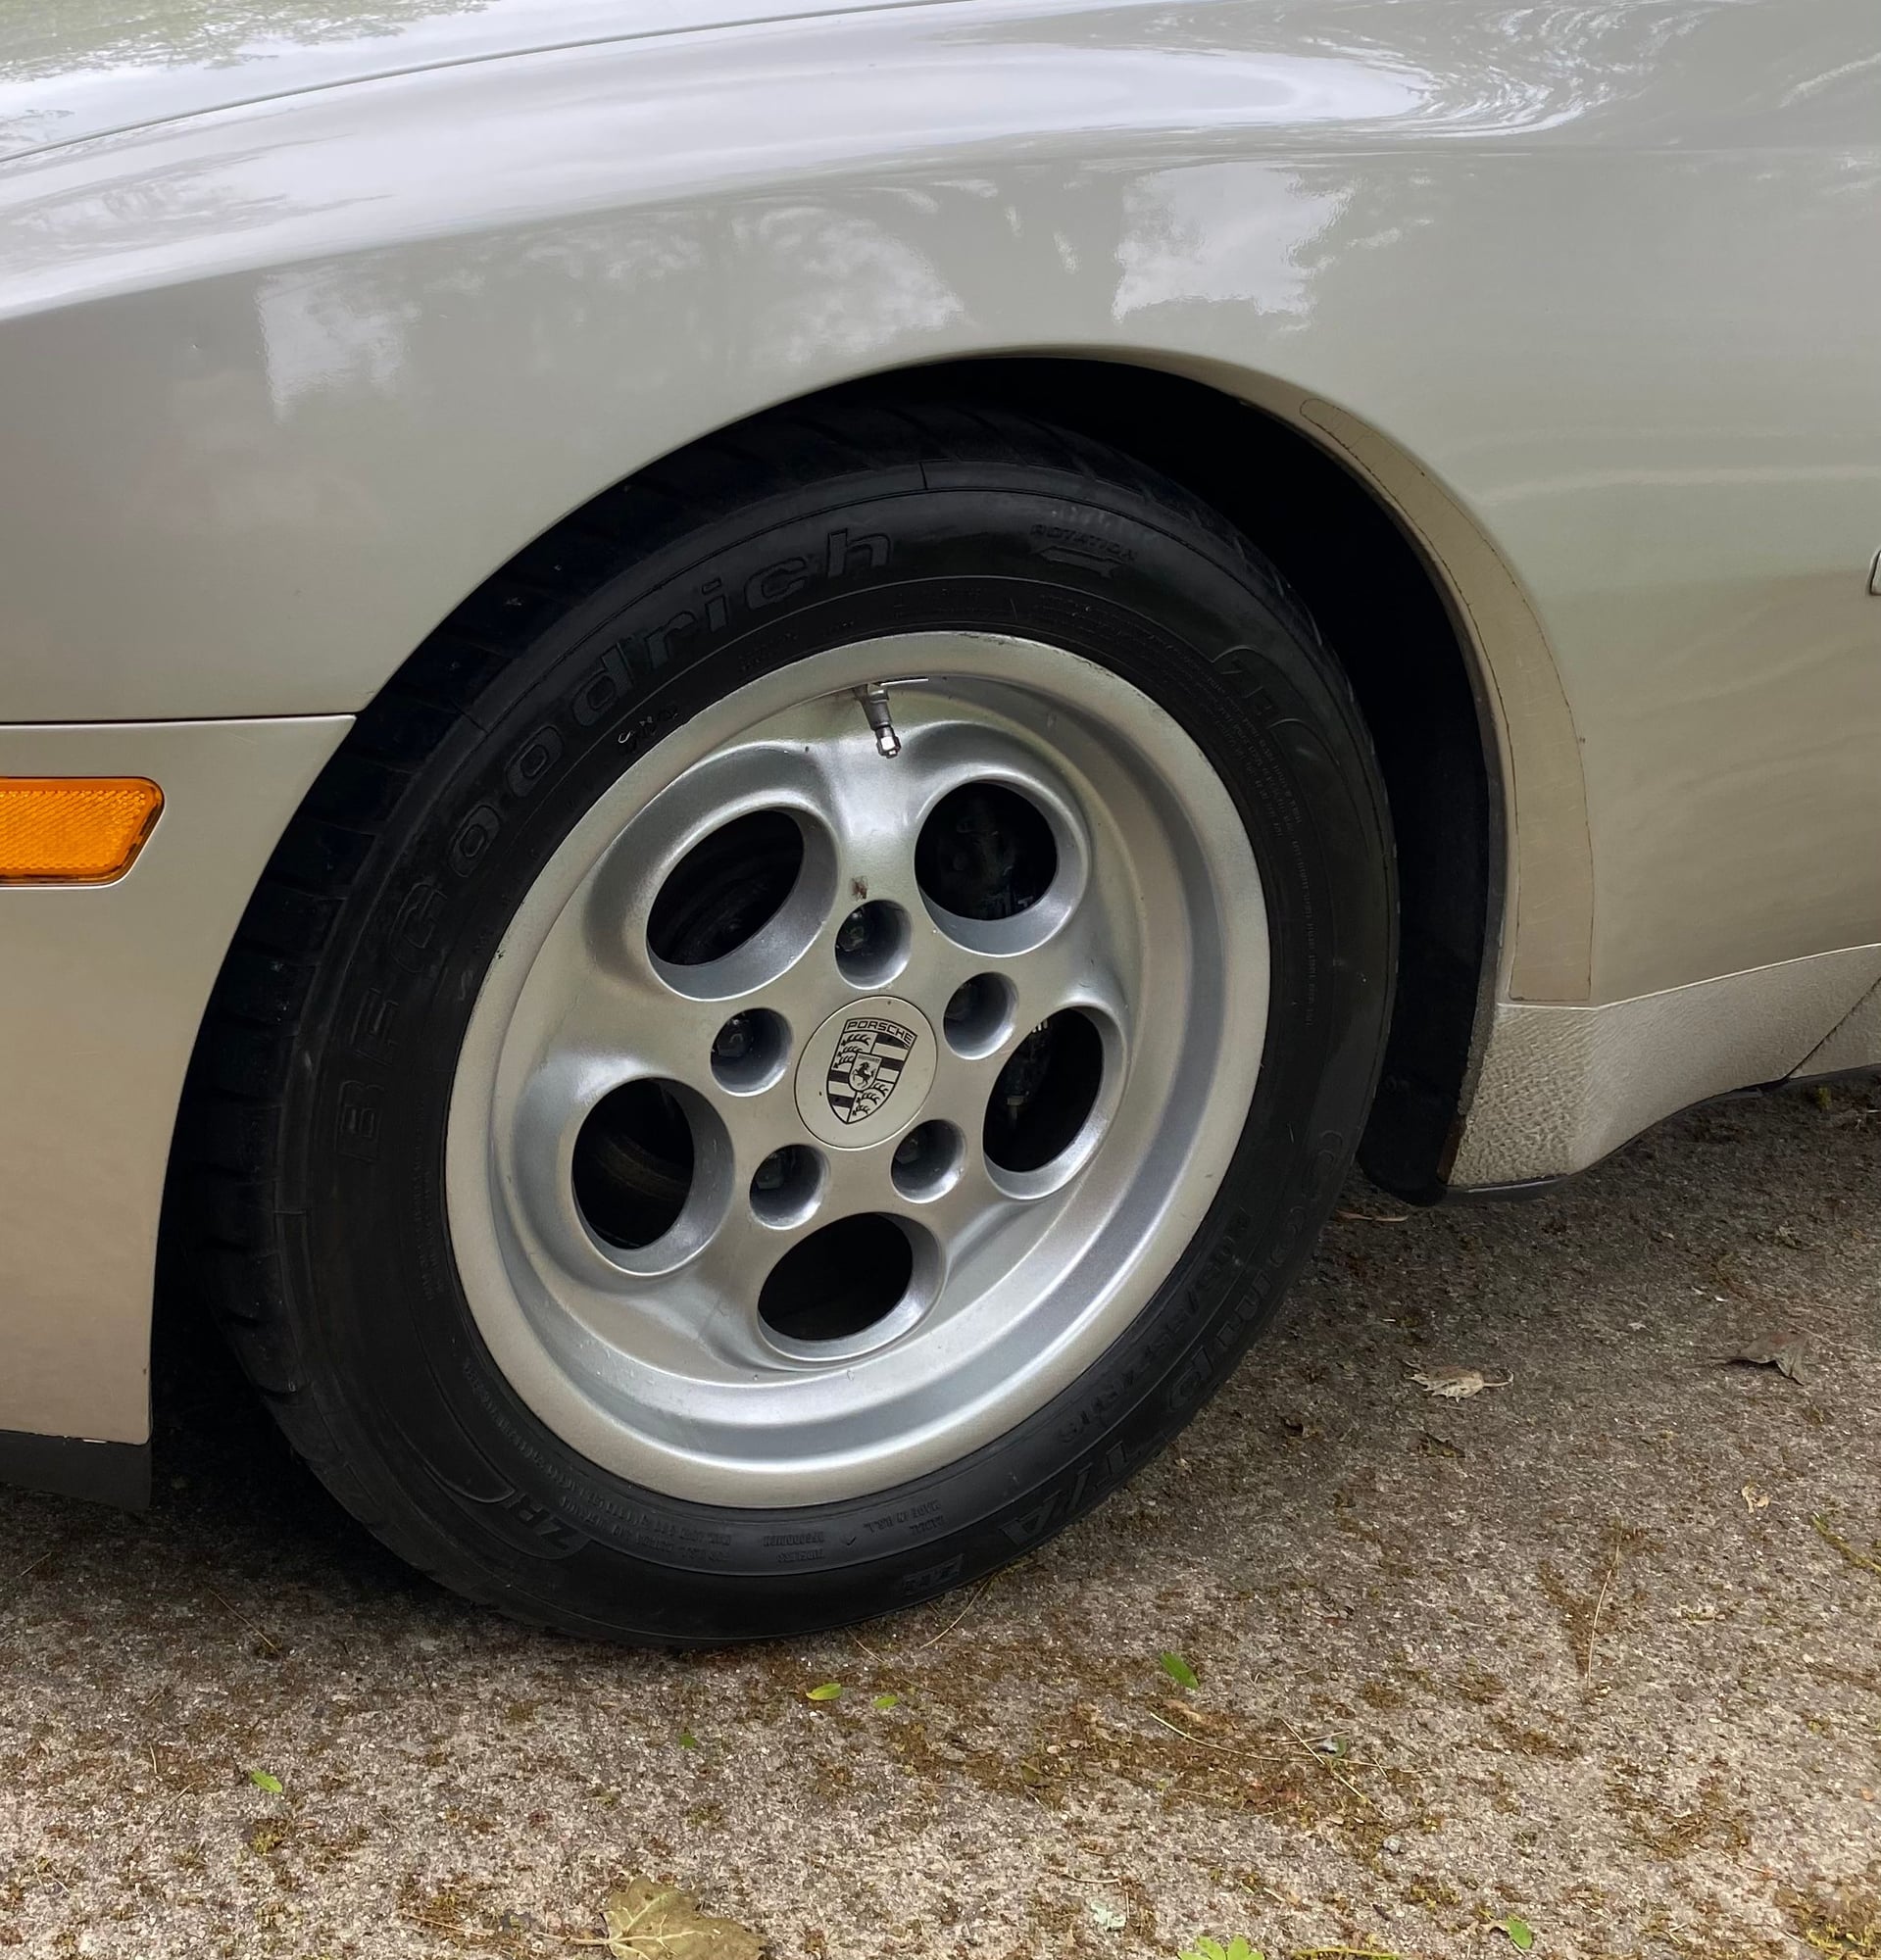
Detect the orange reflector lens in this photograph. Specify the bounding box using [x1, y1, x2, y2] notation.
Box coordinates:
[0, 777, 164, 884]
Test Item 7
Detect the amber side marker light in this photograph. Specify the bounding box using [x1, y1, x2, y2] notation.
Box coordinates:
[0, 777, 165, 884]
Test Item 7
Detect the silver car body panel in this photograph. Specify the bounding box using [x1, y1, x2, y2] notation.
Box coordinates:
[0, 0, 965, 164]
[1451, 949, 1881, 1189]
[0, 716, 350, 1446]
[1796, 979, 1881, 1082]
[0, 0, 1876, 1449]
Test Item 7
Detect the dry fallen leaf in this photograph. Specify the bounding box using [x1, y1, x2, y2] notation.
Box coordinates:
[1407, 1365, 1512, 1399]
[574, 1878, 765, 1960]
[1742, 1483, 1770, 1513]
[1160, 1695, 1228, 1731]
[1725, 1330, 1810, 1387]
[1336, 1206, 1411, 1224]
[1416, 1429, 1464, 1459]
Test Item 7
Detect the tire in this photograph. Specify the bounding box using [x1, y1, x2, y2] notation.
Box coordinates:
[174, 401, 1395, 1643]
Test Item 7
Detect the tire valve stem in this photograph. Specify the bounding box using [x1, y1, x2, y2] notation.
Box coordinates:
[855, 683, 901, 759]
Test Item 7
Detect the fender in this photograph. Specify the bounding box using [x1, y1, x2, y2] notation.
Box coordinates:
[1, 2, 1874, 997]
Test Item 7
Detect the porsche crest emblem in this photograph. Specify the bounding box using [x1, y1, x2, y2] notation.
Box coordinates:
[825, 1015, 918, 1125]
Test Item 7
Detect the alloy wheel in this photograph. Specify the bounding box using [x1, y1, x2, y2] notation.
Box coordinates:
[445, 631, 1268, 1506]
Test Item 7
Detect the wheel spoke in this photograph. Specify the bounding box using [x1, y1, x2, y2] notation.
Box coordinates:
[998, 884, 1135, 1033]
[519, 948, 725, 1096]
[672, 1204, 796, 1371]
[886, 1150, 1019, 1260]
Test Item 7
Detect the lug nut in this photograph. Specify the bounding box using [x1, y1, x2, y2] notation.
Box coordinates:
[833, 900, 909, 984]
[889, 1120, 964, 1200]
[750, 1145, 822, 1225]
[941, 973, 1015, 1057]
[713, 1013, 754, 1064]
[753, 1149, 791, 1192]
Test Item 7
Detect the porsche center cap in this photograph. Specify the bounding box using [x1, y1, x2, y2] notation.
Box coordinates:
[795, 995, 937, 1150]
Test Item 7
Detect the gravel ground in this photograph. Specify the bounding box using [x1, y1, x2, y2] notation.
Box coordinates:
[3, 1082, 1878, 1960]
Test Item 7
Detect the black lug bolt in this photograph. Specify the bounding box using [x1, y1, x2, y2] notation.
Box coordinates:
[753, 1149, 791, 1193]
[713, 1014, 754, 1065]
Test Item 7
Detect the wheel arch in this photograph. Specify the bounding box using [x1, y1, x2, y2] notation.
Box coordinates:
[857, 356, 1515, 1199]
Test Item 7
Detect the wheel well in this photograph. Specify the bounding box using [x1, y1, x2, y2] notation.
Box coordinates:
[813, 358, 1497, 1200]
[229, 355, 1493, 1203]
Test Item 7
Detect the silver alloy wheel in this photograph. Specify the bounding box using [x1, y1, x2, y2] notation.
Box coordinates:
[445, 632, 1268, 1507]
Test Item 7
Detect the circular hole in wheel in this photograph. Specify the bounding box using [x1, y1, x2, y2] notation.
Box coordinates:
[709, 1008, 789, 1092]
[834, 899, 910, 986]
[647, 809, 804, 966]
[758, 1214, 914, 1343]
[891, 1119, 965, 1200]
[572, 1079, 695, 1249]
[942, 972, 1017, 1057]
[749, 1144, 824, 1228]
[982, 1009, 1105, 1174]
[916, 782, 1057, 922]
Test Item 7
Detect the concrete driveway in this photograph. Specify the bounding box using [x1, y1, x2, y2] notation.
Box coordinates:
[2, 1083, 1876, 1959]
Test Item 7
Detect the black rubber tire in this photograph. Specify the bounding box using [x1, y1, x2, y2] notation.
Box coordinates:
[172, 401, 1395, 1644]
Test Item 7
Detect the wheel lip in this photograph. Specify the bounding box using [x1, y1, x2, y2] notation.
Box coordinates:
[444, 631, 1269, 1509]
